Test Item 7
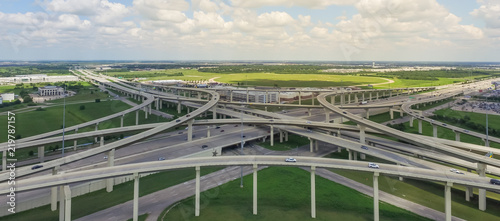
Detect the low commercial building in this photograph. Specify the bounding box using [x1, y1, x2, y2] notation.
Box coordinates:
[38, 86, 65, 96]
[1, 93, 15, 101]
[0, 74, 79, 84]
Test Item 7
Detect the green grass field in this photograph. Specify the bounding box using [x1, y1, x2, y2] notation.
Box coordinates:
[160, 167, 431, 221]
[258, 133, 310, 151]
[0, 167, 223, 221]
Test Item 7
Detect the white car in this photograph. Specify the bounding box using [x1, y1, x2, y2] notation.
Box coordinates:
[285, 158, 297, 162]
[368, 163, 379, 169]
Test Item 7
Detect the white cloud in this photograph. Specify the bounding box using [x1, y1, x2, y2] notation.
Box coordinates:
[231, 0, 359, 9]
[256, 11, 294, 27]
[471, 0, 500, 29]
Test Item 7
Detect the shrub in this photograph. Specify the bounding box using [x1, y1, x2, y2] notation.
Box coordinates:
[80, 105, 86, 110]
[95, 99, 100, 103]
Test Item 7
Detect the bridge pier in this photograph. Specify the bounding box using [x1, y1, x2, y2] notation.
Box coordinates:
[177, 101, 181, 114]
[38, 146, 45, 163]
[324, 108, 330, 123]
[136, 110, 139, 125]
[362, 93, 365, 101]
[247, 89, 249, 103]
[466, 184, 473, 202]
[51, 165, 60, 211]
[100, 136, 104, 146]
[409, 117, 414, 127]
[279, 129, 283, 143]
[212, 106, 217, 119]
[253, 164, 258, 215]
[95, 123, 99, 143]
[57, 185, 71, 221]
[311, 166, 316, 219]
[373, 172, 379, 221]
[206, 126, 211, 138]
[348, 93, 351, 103]
[121, 114, 124, 127]
[188, 120, 194, 142]
[365, 108, 370, 119]
[106, 148, 115, 192]
[133, 172, 140, 221]
[348, 149, 352, 160]
[309, 138, 314, 152]
[477, 163, 487, 211]
[195, 166, 201, 216]
[340, 94, 345, 105]
[418, 120, 422, 134]
[270, 125, 274, 146]
[144, 107, 148, 119]
[455, 131, 460, 141]
[369, 93, 372, 101]
[331, 95, 335, 105]
[432, 124, 437, 138]
[298, 91, 301, 105]
[445, 182, 453, 221]
[285, 131, 289, 141]
[308, 108, 311, 117]
[358, 124, 366, 144]
[376, 92, 379, 100]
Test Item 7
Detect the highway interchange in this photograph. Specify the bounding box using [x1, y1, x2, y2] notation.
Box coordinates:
[1, 69, 500, 221]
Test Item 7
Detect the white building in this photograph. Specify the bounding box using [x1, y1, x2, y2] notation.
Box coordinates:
[0, 74, 79, 84]
[38, 86, 65, 96]
[1, 93, 15, 101]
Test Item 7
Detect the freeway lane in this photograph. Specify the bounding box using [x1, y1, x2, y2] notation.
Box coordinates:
[2, 156, 498, 195]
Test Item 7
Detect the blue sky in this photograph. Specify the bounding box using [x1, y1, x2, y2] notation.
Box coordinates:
[0, 0, 499, 61]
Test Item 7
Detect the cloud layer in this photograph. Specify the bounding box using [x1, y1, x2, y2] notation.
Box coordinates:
[0, 0, 498, 61]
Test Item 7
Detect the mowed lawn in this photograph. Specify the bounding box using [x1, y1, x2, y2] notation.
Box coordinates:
[107, 69, 389, 87]
[161, 167, 431, 221]
[0, 100, 133, 142]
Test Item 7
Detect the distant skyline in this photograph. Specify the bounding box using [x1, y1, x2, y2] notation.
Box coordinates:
[1, 0, 499, 61]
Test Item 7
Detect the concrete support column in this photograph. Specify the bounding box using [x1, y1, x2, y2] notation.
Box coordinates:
[365, 109, 370, 119]
[466, 186, 473, 202]
[155, 99, 159, 110]
[331, 95, 335, 105]
[133, 172, 139, 221]
[477, 163, 487, 211]
[309, 138, 314, 152]
[195, 166, 201, 216]
[298, 91, 302, 105]
[279, 129, 283, 143]
[348, 149, 352, 160]
[315, 140, 319, 152]
[120, 115, 124, 127]
[348, 93, 351, 103]
[285, 132, 289, 142]
[355, 94, 358, 103]
[212, 106, 217, 120]
[373, 172, 379, 221]
[100, 136, 104, 146]
[59, 186, 65, 221]
[324, 108, 330, 123]
[38, 146, 45, 163]
[230, 91, 233, 102]
[433, 124, 438, 138]
[144, 107, 148, 119]
[63, 185, 71, 221]
[136, 110, 139, 125]
[409, 117, 414, 127]
[177, 101, 181, 114]
[188, 120, 194, 142]
[51, 165, 60, 211]
[362, 93, 365, 101]
[445, 182, 453, 221]
[353, 151, 358, 161]
[418, 120, 422, 134]
[376, 92, 379, 100]
[358, 124, 366, 144]
[390, 109, 394, 119]
[369, 93, 372, 101]
[455, 131, 460, 142]
[253, 164, 258, 215]
[106, 148, 115, 192]
[311, 166, 316, 218]
[340, 94, 345, 105]
[246, 89, 249, 103]
[206, 126, 211, 138]
[308, 108, 312, 117]
[270, 125, 274, 146]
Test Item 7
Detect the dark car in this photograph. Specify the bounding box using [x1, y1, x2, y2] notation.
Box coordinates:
[202, 145, 208, 149]
[361, 146, 368, 150]
[176, 119, 181, 122]
[220, 130, 224, 132]
[234, 125, 238, 127]
[186, 114, 191, 117]
[342, 111, 347, 114]
[215, 126, 221, 129]
[491, 179, 500, 185]
[31, 165, 43, 170]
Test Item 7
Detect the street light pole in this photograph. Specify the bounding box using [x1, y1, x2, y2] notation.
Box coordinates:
[486, 96, 489, 146]
[240, 105, 244, 188]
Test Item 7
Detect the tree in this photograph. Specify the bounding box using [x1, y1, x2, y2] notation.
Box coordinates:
[29, 150, 34, 156]
[80, 105, 86, 110]
[95, 99, 100, 103]
[23, 96, 33, 103]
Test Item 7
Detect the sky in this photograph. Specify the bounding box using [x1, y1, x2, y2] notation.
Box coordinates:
[0, 0, 499, 61]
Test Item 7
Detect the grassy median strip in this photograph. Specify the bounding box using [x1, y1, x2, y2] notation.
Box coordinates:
[160, 167, 432, 221]
[0, 167, 223, 221]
